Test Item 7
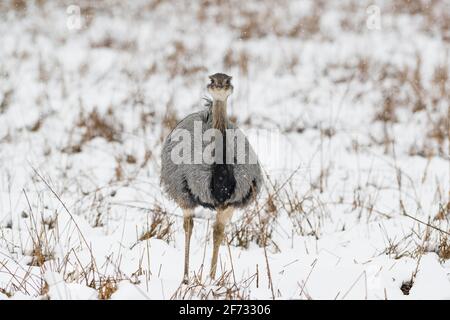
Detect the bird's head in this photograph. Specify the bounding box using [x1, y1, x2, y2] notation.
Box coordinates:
[207, 73, 233, 101]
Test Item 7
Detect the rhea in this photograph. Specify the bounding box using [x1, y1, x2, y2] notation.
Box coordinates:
[161, 73, 262, 283]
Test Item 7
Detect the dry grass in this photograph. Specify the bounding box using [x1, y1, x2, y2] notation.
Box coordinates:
[438, 235, 450, 261]
[11, 0, 26, 11]
[90, 35, 136, 52]
[326, 51, 450, 158]
[63, 107, 123, 153]
[229, 208, 276, 250]
[78, 108, 123, 144]
[164, 41, 207, 78]
[223, 49, 249, 76]
[138, 205, 174, 243]
[0, 89, 13, 114]
[162, 103, 178, 132]
[28, 243, 54, 267]
[97, 277, 118, 300]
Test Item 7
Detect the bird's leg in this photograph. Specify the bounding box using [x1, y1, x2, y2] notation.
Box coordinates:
[210, 207, 234, 280]
[183, 209, 194, 284]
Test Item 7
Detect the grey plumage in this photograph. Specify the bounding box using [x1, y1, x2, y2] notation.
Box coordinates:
[161, 73, 262, 282]
[161, 100, 262, 210]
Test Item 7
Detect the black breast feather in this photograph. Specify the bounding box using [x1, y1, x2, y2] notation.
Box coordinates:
[211, 163, 236, 204]
[210, 129, 236, 205]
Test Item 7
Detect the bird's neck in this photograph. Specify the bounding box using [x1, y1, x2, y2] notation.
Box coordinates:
[212, 99, 228, 132]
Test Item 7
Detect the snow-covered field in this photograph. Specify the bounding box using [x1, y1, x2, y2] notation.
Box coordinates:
[0, 0, 449, 300]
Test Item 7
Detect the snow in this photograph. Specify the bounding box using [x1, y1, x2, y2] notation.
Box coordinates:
[0, 0, 449, 300]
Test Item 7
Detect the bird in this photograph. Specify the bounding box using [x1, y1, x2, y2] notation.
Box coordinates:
[161, 73, 262, 284]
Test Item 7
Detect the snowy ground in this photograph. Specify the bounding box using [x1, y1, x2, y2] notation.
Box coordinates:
[0, 0, 449, 300]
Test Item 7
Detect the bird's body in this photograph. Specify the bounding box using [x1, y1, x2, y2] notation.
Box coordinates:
[161, 104, 262, 211]
[160, 73, 262, 283]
